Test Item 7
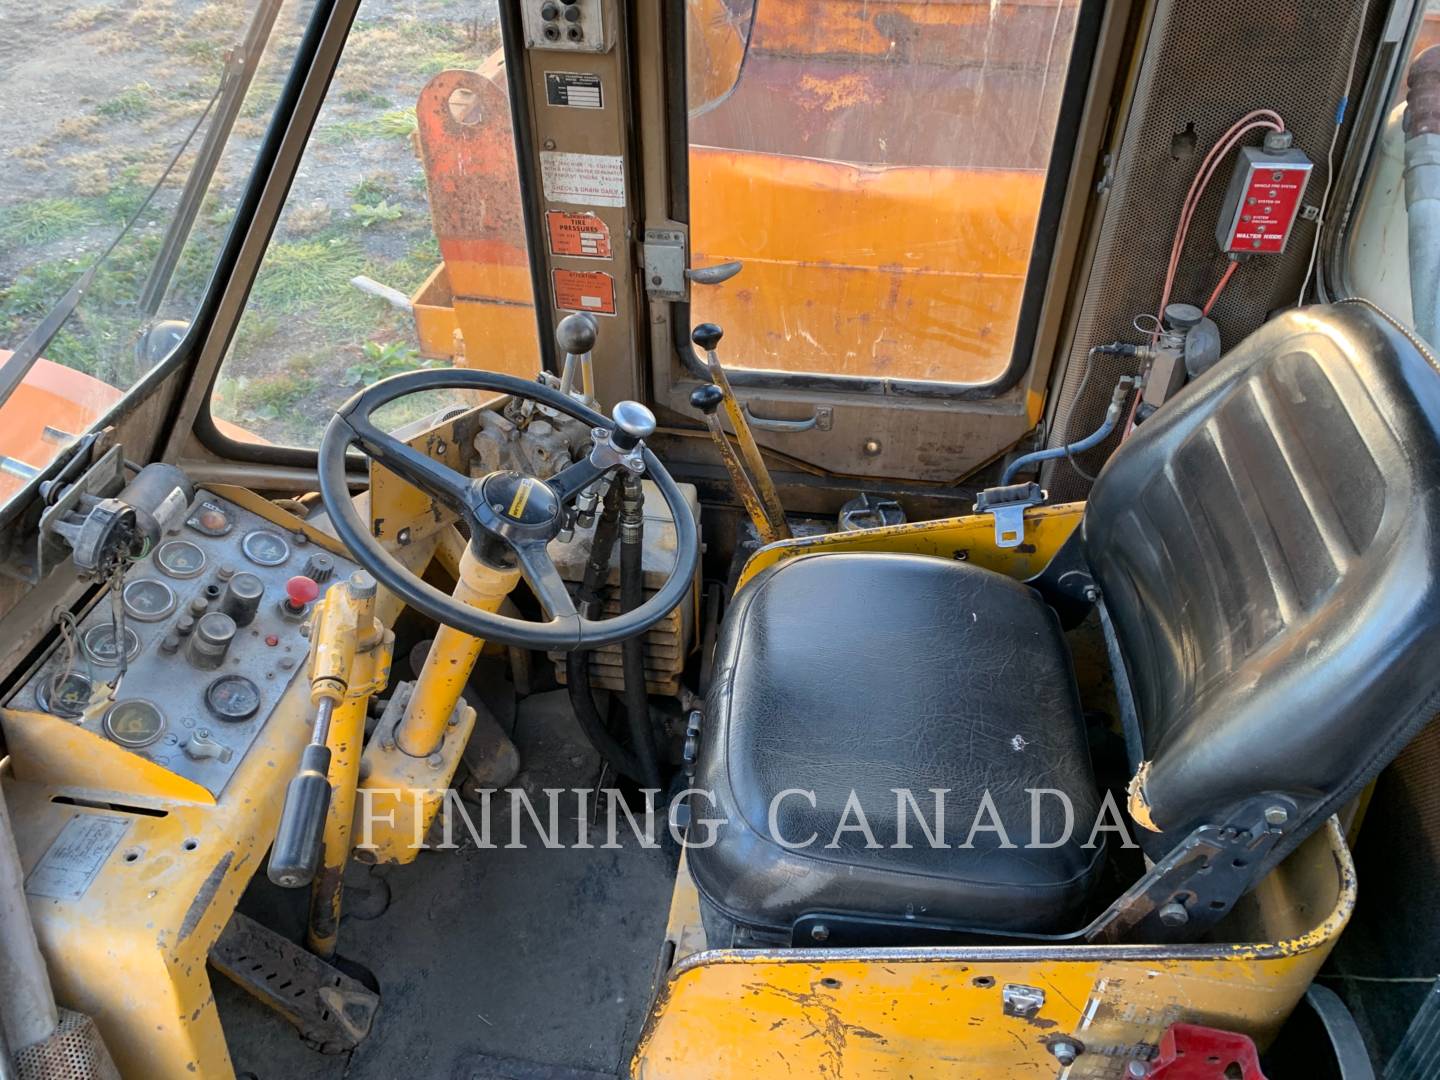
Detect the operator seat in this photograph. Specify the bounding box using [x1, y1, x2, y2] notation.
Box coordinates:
[689, 301, 1440, 947]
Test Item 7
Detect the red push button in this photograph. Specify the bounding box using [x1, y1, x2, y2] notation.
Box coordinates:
[285, 576, 319, 610]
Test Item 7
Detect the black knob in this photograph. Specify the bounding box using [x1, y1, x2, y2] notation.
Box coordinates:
[220, 572, 264, 627]
[540, 1, 559, 19]
[563, 4, 581, 20]
[302, 553, 335, 584]
[690, 384, 724, 416]
[188, 612, 237, 670]
[692, 323, 723, 351]
[267, 743, 332, 888]
[555, 312, 598, 355]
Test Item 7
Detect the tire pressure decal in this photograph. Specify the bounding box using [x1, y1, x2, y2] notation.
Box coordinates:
[553, 268, 616, 316]
[546, 210, 612, 259]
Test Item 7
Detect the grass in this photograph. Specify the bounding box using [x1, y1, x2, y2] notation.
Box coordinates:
[248, 234, 367, 313]
[0, 199, 96, 244]
[96, 84, 157, 121]
[316, 107, 418, 145]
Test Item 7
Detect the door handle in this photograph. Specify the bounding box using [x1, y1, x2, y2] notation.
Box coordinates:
[740, 403, 832, 432]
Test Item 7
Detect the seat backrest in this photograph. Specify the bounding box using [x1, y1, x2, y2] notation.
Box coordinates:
[1085, 301, 1440, 857]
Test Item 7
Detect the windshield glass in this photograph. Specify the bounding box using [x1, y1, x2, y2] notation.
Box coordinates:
[0, 0, 315, 508]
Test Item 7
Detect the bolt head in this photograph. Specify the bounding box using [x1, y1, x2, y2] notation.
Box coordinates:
[1264, 805, 1289, 827]
[1158, 901, 1189, 927]
[810, 923, 830, 943]
[1048, 1039, 1081, 1066]
[428, 753, 445, 769]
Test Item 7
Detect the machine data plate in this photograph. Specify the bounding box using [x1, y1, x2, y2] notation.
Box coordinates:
[5, 491, 357, 798]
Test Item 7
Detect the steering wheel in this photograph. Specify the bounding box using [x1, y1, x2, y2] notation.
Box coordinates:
[317, 368, 699, 650]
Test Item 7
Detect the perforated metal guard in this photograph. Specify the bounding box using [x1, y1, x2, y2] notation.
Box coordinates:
[1042, 0, 1384, 500]
[13, 1009, 120, 1080]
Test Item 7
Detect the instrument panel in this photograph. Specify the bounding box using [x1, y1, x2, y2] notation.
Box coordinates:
[3, 490, 356, 798]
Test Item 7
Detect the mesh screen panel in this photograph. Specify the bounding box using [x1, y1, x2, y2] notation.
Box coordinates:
[1042, 0, 1383, 500]
[13, 1009, 119, 1080]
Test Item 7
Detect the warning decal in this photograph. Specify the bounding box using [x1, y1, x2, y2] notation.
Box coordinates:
[553, 269, 616, 316]
[546, 210, 612, 259]
[540, 151, 625, 208]
[545, 72, 603, 109]
[26, 813, 130, 901]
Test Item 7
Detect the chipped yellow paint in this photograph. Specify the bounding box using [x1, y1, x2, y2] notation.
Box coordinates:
[635, 821, 1356, 1078]
[735, 503, 1085, 592]
[1128, 760, 1160, 832]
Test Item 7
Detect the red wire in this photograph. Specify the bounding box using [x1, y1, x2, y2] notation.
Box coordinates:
[1203, 260, 1239, 316]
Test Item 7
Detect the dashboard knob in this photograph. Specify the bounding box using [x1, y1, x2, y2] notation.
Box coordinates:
[220, 572, 264, 627]
[285, 575, 320, 615]
[188, 612, 237, 670]
[302, 553, 335, 583]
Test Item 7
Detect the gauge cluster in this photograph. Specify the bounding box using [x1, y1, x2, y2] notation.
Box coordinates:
[3, 491, 357, 797]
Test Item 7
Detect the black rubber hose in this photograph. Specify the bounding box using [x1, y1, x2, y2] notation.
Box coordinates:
[620, 481, 664, 790]
[566, 487, 646, 781]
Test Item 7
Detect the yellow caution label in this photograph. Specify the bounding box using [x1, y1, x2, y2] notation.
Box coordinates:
[507, 478, 535, 519]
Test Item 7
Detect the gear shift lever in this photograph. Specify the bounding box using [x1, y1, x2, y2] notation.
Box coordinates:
[556, 312, 598, 403]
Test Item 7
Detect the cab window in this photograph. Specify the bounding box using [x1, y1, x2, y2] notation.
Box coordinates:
[209, 0, 535, 448]
[686, 0, 1085, 385]
[0, 0, 315, 509]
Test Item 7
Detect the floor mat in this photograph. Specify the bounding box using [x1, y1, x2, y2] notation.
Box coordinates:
[216, 688, 678, 1080]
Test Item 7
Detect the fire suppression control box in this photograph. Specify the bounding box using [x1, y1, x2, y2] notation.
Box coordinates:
[1215, 136, 1313, 255]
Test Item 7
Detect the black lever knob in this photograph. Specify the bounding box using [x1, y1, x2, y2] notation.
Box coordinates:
[611, 400, 656, 450]
[555, 312, 598, 355]
[690, 384, 724, 416]
[268, 741, 332, 888]
[691, 323, 724, 352]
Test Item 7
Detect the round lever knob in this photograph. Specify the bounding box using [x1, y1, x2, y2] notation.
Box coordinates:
[690, 384, 724, 416]
[691, 323, 723, 352]
[611, 400, 657, 450]
[285, 575, 320, 612]
[556, 312, 598, 356]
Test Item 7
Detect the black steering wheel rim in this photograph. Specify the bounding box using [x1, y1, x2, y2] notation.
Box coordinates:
[318, 367, 699, 650]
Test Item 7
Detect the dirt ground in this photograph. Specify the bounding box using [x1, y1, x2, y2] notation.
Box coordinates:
[0, 0, 504, 448]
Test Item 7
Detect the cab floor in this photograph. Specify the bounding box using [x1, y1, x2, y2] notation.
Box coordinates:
[216, 685, 678, 1080]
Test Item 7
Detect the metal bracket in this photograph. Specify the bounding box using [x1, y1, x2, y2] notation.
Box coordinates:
[643, 229, 688, 302]
[2, 442, 126, 584]
[1084, 799, 1297, 945]
[209, 911, 379, 1053]
[1002, 984, 1046, 1019]
[974, 481, 1046, 549]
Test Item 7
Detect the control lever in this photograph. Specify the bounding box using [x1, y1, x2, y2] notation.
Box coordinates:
[269, 572, 393, 895]
[555, 312, 598, 404]
[691, 385, 781, 544]
[690, 323, 790, 541]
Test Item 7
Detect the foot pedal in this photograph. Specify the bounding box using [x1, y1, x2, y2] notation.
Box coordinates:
[209, 912, 379, 1053]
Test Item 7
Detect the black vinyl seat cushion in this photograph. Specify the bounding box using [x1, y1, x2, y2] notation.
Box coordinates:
[689, 552, 1106, 939]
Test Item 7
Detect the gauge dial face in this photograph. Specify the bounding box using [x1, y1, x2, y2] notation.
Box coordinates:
[242, 529, 290, 567]
[81, 623, 141, 666]
[122, 578, 177, 622]
[102, 699, 165, 748]
[205, 674, 262, 721]
[36, 671, 94, 718]
[156, 539, 207, 579]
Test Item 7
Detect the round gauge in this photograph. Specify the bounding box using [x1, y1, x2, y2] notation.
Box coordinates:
[204, 674, 262, 722]
[102, 699, 166, 749]
[122, 578, 177, 622]
[156, 539, 207, 579]
[242, 529, 290, 567]
[81, 623, 141, 666]
[36, 671, 94, 718]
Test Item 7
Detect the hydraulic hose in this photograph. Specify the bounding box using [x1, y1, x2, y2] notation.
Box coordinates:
[1001, 372, 1138, 485]
[619, 476, 664, 790]
[565, 485, 646, 782]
